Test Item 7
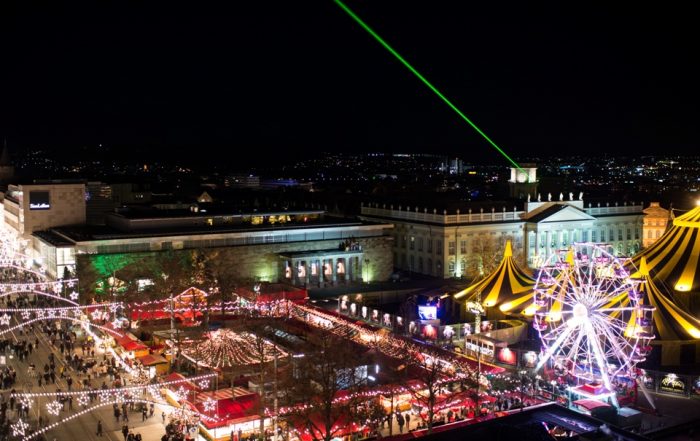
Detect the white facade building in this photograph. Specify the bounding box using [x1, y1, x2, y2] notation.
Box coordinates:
[360, 195, 643, 279]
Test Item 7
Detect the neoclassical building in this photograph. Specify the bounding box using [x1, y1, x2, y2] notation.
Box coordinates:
[360, 168, 644, 278]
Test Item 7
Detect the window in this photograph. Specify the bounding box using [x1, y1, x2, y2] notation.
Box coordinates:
[427, 239, 433, 253]
[410, 255, 415, 270]
[618, 228, 623, 241]
[648, 230, 652, 239]
[409, 236, 415, 250]
[635, 227, 640, 240]
[460, 240, 467, 254]
[448, 259, 455, 273]
[627, 228, 631, 240]
[418, 257, 424, 272]
[436, 240, 443, 253]
[599, 230, 604, 242]
[417, 237, 423, 251]
[448, 241, 456, 255]
[656, 230, 661, 238]
[401, 254, 407, 267]
[609, 228, 614, 241]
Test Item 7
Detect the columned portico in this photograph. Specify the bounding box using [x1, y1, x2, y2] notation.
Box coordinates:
[279, 249, 364, 287]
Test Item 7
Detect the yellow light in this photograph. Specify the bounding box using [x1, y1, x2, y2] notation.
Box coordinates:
[499, 302, 512, 312]
[484, 301, 495, 307]
[688, 328, 700, 339]
[675, 284, 690, 292]
[523, 306, 537, 316]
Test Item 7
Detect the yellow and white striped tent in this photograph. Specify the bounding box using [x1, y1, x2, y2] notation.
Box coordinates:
[453, 240, 535, 316]
[632, 256, 700, 340]
[630, 205, 700, 297]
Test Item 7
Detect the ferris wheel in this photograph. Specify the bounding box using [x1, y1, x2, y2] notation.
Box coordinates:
[532, 243, 654, 396]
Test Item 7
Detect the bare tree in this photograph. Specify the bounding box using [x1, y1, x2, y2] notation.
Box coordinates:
[281, 333, 364, 441]
[401, 348, 454, 434]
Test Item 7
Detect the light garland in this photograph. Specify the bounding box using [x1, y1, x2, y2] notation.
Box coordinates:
[0, 313, 10, 326]
[181, 329, 288, 369]
[11, 418, 29, 437]
[21, 398, 217, 441]
[46, 400, 62, 416]
[0, 316, 124, 338]
[77, 394, 90, 407]
[12, 373, 217, 398]
[203, 397, 217, 413]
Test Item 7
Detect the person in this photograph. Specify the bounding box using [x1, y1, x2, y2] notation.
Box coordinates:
[405, 413, 411, 429]
[122, 424, 129, 441]
[397, 413, 405, 433]
[96, 420, 103, 437]
[162, 411, 166, 424]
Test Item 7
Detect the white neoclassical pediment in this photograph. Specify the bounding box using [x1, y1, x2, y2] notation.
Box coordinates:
[526, 204, 596, 224]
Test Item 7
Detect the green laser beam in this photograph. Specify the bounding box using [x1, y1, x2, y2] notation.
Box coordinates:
[333, 0, 525, 175]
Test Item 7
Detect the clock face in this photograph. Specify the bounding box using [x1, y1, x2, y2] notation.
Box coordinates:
[516, 172, 527, 183]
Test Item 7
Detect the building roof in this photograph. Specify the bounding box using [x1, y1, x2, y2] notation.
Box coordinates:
[37, 215, 387, 243]
[630, 205, 700, 296]
[453, 241, 535, 311]
[397, 403, 650, 441]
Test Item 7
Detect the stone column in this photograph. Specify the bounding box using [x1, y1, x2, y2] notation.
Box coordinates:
[546, 230, 552, 258]
[291, 259, 299, 285]
[557, 230, 563, 249]
[305, 260, 311, 286]
[534, 230, 540, 258]
[331, 258, 338, 284]
[348, 256, 354, 282]
[358, 258, 364, 282]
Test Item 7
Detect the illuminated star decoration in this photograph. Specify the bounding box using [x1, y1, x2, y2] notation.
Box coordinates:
[111, 319, 123, 329]
[20, 396, 33, 409]
[175, 386, 188, 402]
[203, 397, 217, 413]
[59, 309, 68, 318]
[69, 291, 79, 300]
[46, 400, 62, 416]
[36, 310, 45, 319]
[21, 310, 31, 320]
[0, 313, 11, 326]
[78, 394, 90, 407]
[197, 379, 210, 390]
[91, 310, 103, 320]
[11, 418, 29, 437]
[99, 391, 111, 403]
[47, 309, 56, 318]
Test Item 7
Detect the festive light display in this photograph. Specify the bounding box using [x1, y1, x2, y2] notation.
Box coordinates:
[0, 313, 10, 326]
[182, 329, 288, 368]
[12, 373, 217, 398]
[21, 399, 217, 441]
[11, 418, 29, 437]
[0, 315, 124, 338]
[532, 244, 654, 405]
[46, 400, 63, 416]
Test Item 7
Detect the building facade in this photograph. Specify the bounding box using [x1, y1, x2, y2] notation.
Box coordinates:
[361, 197, 644, 279]
[2, 182, 86, 241]
[32, 208, 394, 285]
[642, 202, 670, 248]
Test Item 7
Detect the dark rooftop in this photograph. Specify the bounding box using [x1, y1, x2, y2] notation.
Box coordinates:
[37, 215, 385, 243]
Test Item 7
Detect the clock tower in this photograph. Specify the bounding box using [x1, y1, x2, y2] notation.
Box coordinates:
[508, 164, 538, 199]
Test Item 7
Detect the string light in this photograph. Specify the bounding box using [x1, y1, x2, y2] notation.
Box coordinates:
[46, 400, 62, 416]
[0, 313, 10, 326]
[12, 373, 216, 398]
[11, 418, 29, 437]
[182, 329, 288, 368]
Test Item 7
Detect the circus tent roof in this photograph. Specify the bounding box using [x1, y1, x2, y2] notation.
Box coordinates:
[632, 257, 700, 340]
[453, 241, 535, 312]
[630, 205, 700, 294]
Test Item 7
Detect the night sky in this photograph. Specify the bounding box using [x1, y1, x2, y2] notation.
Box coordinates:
[1, 2, 698, 166]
